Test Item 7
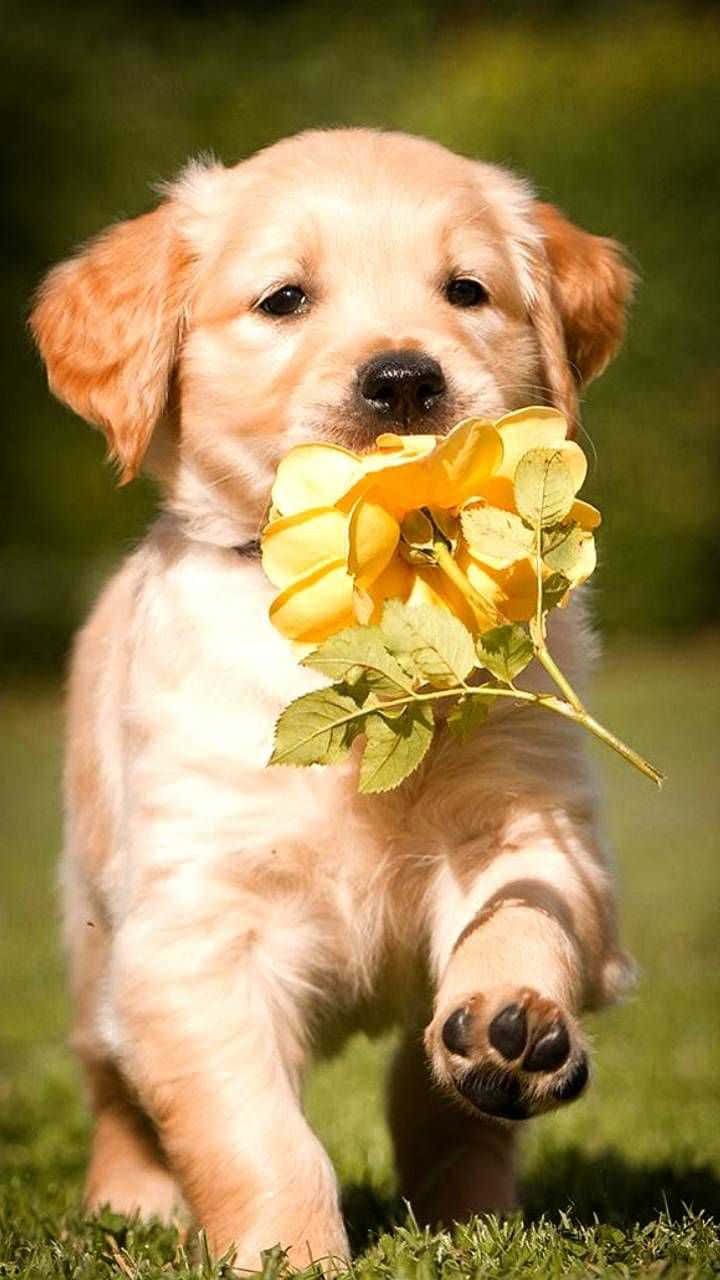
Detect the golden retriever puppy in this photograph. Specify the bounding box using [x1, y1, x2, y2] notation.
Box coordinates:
[32, 129, 634, 1270]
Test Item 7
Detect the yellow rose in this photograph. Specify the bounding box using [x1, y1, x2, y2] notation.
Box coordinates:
[261, 408, 599, 643]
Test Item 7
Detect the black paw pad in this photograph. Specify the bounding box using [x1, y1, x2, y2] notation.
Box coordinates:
[553, 1053, 589, 1102]
[456, 1066, 529, 1120]
[488, 1003, 528, 1061]
[442, 1006, 472, 1057]
[523, 1020, 571, 1072]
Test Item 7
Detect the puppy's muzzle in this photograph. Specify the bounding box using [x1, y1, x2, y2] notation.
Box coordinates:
[357, 348, 447, 429]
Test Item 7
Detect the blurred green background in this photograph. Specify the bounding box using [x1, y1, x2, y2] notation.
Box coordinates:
[2, 0, 719, 673]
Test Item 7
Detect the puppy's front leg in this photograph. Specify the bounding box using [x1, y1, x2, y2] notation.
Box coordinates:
[428, 892, 590, 1122]
[395, 806, 629, 1226]
[109, 894, 348, 1272]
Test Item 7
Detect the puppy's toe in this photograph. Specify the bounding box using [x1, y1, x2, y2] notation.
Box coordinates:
[488, 1003, 528, 1061]
[441, 1006, 475, 1057]
[430, 987, 589, 1121]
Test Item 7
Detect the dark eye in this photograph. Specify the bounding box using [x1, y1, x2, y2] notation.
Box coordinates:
[259, 285, 308, 317]
[446, 277, 491, 308]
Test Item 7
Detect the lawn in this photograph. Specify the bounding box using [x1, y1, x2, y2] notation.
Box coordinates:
[1, 635, 718, 1277]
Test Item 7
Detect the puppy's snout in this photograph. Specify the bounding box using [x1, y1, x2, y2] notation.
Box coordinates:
[358, 349, 446, 426]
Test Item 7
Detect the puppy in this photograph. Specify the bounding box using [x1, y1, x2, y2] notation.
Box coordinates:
[32, 129, 634, 1270]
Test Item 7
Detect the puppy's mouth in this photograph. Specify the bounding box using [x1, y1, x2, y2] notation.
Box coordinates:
[325, 398, 465, 452]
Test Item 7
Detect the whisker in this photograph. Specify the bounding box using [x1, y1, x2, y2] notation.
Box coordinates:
[490, 381, 558, 399]
[575, 420, 598, 471]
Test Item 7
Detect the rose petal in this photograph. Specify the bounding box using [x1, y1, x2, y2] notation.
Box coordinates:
[463, 551, 539, 623]
[492, 559, 540, 622]
[451, 550, 508, 629]
[409, 566, 484, 633]
[374, 433, 438, 456]
[272, 444, 363, 515]
[570, 498, 602, 530]
[352, 555, 414, 624]
[494, 406, 568, 477]
[337, 458, 428, 517]
[425, 419, 504, 506]
[471, 474, 516, 512]
[338, 435, 436, 509]
[261, 507, 349, 589]
[338, 422, 502, 518]
[347, 500, 400, 588]
[269, 560, 355, 642]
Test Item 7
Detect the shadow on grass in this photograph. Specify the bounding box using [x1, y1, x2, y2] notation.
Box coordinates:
[342, 1184, 403, 1253]
[341, 1149, 720, 1249]
[523, 1147, 720, 1225]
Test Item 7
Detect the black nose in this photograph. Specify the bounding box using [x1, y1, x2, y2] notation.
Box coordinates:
[358, 349, 447, 424]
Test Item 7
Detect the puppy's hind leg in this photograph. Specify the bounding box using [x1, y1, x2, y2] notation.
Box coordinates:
[84, 1059, 181, 1223]
[388, 1028, 517, 1229]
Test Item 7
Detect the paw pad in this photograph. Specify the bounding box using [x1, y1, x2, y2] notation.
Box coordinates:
[434, 987, 589, 1121]
[457, 1065, 528, 1120]
[441, 1006, 472, 1057]
[488, 1002, 528, 1061]
[552, 1052, 589, 1101]
[523, 1019, 570, 1072]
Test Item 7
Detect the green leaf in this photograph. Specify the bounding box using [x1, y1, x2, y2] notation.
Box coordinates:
[358, 704, 434, 793]
[380, 601, 476, 688]
[460, 506, 534, 564]
[302, 626, 413, 696]
[542, 522, 597, 586]
[542, 571, 571, 609]
[513, 448, 576, 528]
[399, 509, 436, 564]
[476, 624, 534, 683]
[269, 688, 363, 767]
[446, 694, 490, 742]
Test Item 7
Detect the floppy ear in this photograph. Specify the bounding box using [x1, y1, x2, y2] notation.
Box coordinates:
[31, 201, 194, 482]
[535, 202, 635, 388]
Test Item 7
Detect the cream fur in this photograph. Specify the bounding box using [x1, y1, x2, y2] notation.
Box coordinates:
[32, 128, 634, 1271]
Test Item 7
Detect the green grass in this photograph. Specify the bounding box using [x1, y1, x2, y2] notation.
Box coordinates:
[1, 636, 719, 1276]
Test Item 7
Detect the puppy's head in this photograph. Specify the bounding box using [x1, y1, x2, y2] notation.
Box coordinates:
[31, 129, 633, 545]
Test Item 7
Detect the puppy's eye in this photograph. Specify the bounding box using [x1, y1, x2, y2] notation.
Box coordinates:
[258, 285, 308, 317]
[445, 277, 491, 308]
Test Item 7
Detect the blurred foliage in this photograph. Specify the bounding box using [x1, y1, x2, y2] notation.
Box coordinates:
[2, 0, 718, 671]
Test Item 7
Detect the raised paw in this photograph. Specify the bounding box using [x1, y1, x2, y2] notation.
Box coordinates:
[428, 987, 589, 1121]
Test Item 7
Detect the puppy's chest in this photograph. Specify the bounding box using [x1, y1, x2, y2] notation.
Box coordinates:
[131, 541, 421, 880]
[123, 541, 461, 1004]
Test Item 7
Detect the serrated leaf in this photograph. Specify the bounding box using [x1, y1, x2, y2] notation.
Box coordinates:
[400, 508, 435, 550]
[358, 704, 434, 793]
[269, 688, 363, 767]
[542, 522, 596, 586]
[460, 506, 535, 565]
[514, 448, 576, 527]
[446, 695, 490, 742]
[380, 601, 476, 688]
[542, 571, 571, 609]
[476, 624, 534, 684]
[302, 626, 413, 695]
